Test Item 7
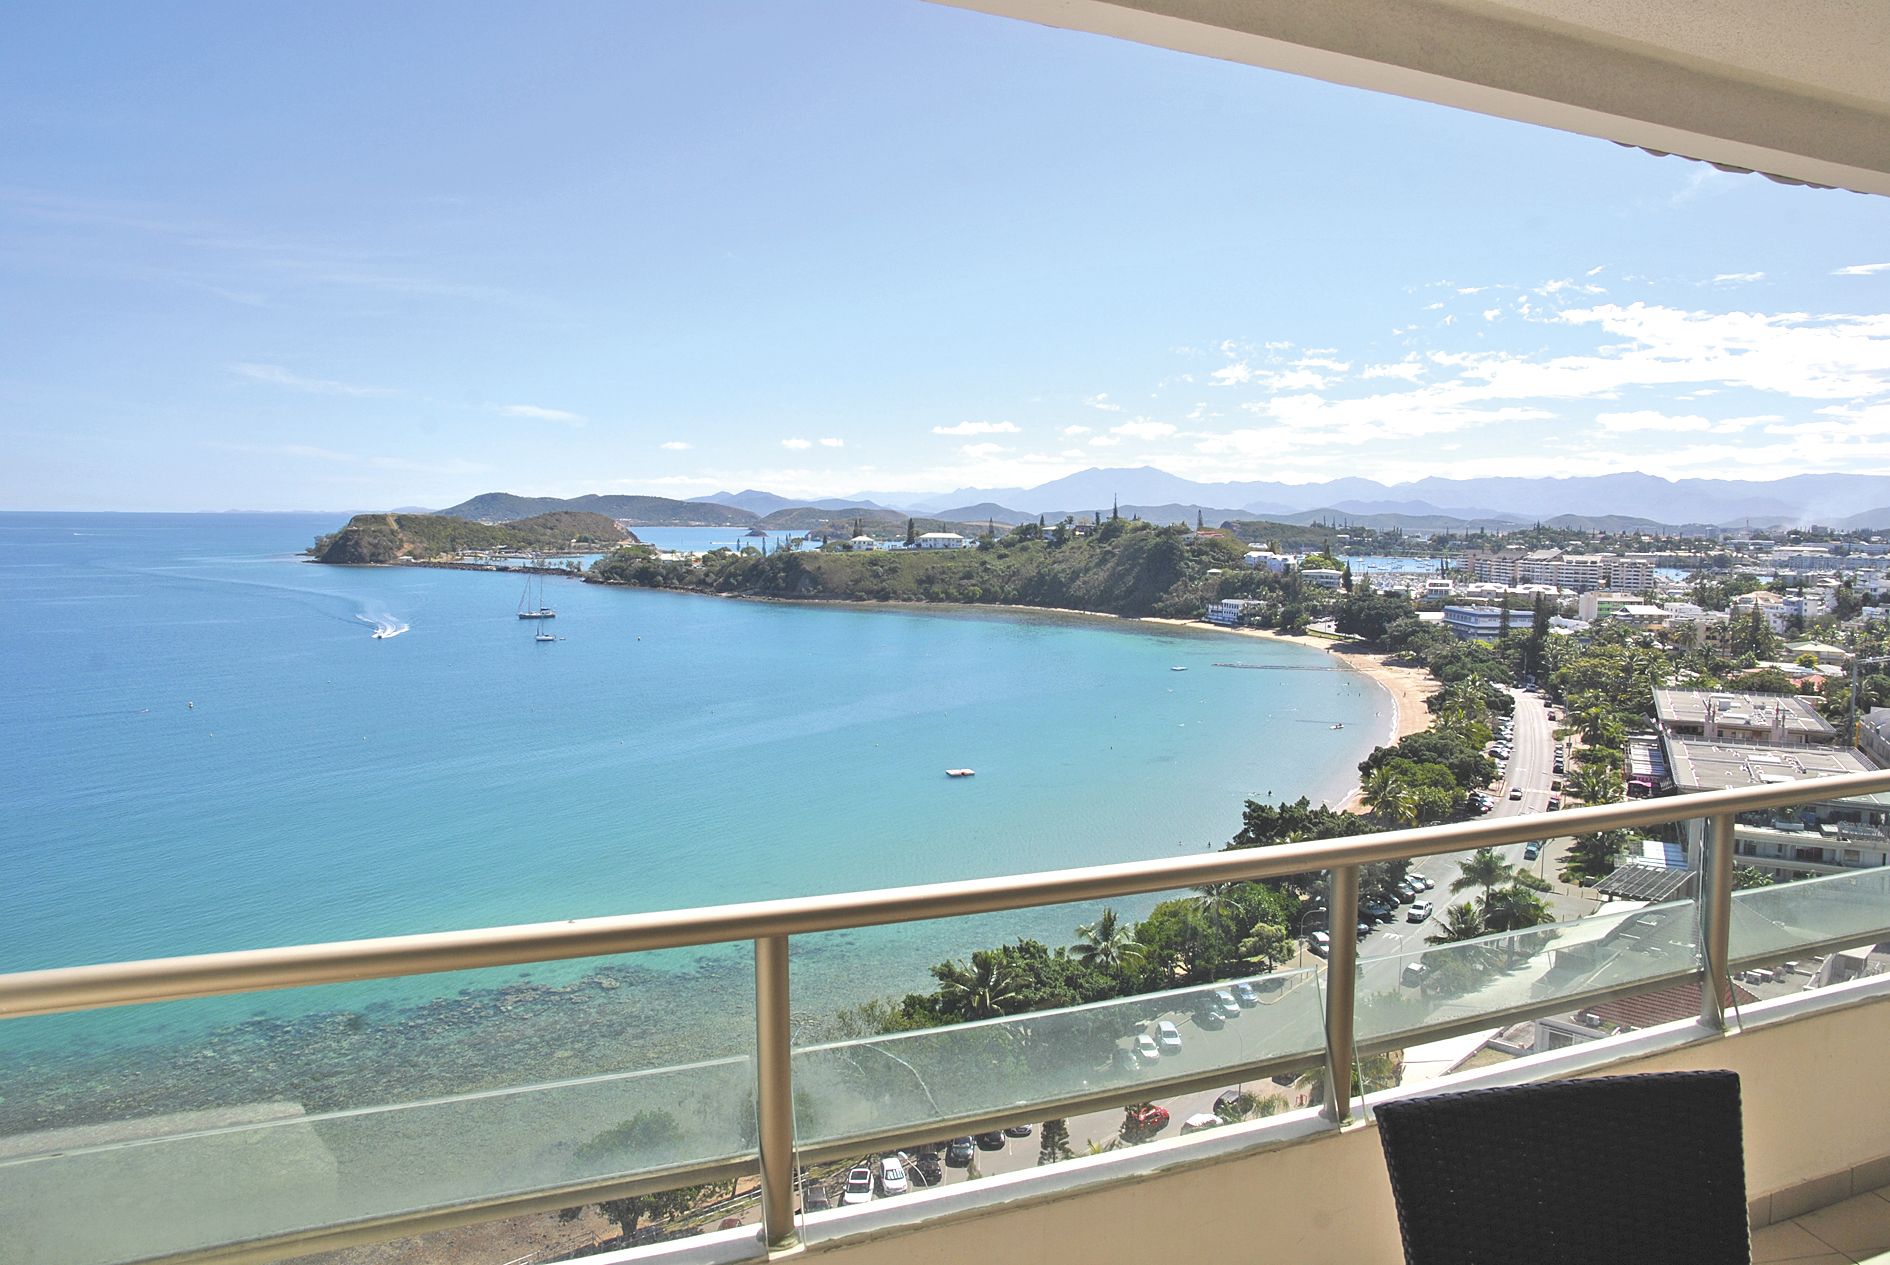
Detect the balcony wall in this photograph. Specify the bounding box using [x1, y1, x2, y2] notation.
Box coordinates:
[767, 977, 1890, 1265]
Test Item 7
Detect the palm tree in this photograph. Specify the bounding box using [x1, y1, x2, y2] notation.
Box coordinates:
[1427, 902, 1487, 945]
[1192, 881, 1244, 934]
[1479, 884, 1553, 933]
[1571, 765, 1621, 805]
[1450, 847, 1514, 903]
[934, 954, 1020, 1021]
[1073, 908, 1141, 971]
[1362, 767, 1418, 828]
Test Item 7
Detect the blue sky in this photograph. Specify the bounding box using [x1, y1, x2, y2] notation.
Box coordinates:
[3, 1, 1888, 511]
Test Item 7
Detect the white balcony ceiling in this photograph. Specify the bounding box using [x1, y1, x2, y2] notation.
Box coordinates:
[936, 0, 1890, 196]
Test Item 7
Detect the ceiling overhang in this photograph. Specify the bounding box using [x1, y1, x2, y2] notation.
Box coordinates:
[935, 0, 1890, 196]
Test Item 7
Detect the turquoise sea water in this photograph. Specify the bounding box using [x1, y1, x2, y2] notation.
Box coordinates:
[0, 513, 1389, 1125]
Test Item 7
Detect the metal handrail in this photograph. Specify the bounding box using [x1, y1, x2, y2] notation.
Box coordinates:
[8, 767, 1890, 1260]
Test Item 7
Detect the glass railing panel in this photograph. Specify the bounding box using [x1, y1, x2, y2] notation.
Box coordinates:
[1729, 866, 1890, 965]
[791, 966, 1323, 1156]
[0, 949, 758, 1265]
[1354, 896, 1701, 1049]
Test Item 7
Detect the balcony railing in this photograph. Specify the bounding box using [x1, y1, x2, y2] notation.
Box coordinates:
[7, 770, 1890, 1265]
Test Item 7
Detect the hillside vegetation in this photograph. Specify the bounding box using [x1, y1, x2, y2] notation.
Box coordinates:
[590, 519, 1274, 617]
[314, 511, 630, 564]
[439, 492, 757, 527]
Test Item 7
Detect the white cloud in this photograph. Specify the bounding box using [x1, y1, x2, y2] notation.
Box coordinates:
[1085, 393, 1122, 412]
[1209, 362, 1255, 386]
[499, 403, 584, 425]
[1482, 308, 1502, 321]
[1089, 435, 1122, 447]
[930, 420, 1021, 436]
[1585, 265, 1606, 277]
[781, 438, 813, 450]
[660, 441, 691, 451]
[818, 437, 844, 448]
[1061, 425, 1091, 436]
[1361, 360, 1425, 382]
[1710, 272, 1765, 285]
[228, 362, 397, 397]
[1111, 419, 1177, 440]
[1834, 263, 1890, 277]
[958, 442, 1010, 459]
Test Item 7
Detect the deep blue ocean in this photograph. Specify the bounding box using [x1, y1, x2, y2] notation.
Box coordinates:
[0, 513, 1388, 1116]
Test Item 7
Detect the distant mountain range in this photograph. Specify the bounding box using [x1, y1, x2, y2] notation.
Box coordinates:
[846, 468, 1890, 527]
[430, 469, 1890, 535]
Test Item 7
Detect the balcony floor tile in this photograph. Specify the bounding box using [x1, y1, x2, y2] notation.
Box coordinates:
[1759, 1219, 1851, 1262]
[1792, 1190, 1890, 1261]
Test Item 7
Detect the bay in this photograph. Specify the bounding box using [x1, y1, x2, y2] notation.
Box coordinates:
[0, 513, 1389, 1124]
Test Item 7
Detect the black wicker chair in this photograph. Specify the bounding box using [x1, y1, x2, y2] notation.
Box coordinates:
[1375, 1070, 1748, 1265]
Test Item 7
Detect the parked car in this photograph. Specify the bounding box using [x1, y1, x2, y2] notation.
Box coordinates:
[1113, 1046, 1143, 1072]
[975, 1131, 1006, 1152]
[1155, 1020, 1183, 1053]
[1135, 1033, 1161, 1061]
[944, 1137, 976, 1168]
[1231, 981, 1259, 1006]
[1357, 921, 1374, 939]
[1214, 989, 1241, 1017]
[1417, 875, 1435, 891]
[1122, 1104, 1170, 1135]
[1308, 931, 1331, 957]
[1180, 1112, 1223, 1135]
[1547, 796, 1562, 811]
[1003, 1123, 1034, 1139]
[913, 1154, 942, 1187]
[879, 1155, 909, 1197]
[1401, 961, 1431, 988]
[842, 1164, 877, 1205]
[1407, 900, 1434, 922]
[1523, 840, 1542, 860]
[1193, 999, 1225, 1029]
[1365, 900, 1396, 923]
[1395, 886, 1418, 904]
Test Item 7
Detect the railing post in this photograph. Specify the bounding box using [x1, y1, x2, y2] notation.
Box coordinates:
[755, 936, 798, 1252]
[1700, 814, 1735, 1030]
[1323, 864, 1360, 1124]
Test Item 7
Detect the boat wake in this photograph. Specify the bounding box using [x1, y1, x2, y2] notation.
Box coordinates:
[357, 614, 409, 639]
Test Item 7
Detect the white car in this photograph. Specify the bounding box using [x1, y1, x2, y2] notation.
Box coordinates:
[1155, 1020, 1182, 1053]
[878, 1155, 909, 1197]
[841, 1164, 876, 1205]
[1135, 1033, 1161, 1061]
[1408, 900, 1434, 922]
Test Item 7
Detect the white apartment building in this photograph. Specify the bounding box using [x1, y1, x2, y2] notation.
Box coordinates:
[1239, 550, 1294, 573]
[1665, 736, 1889, 878]
[1442, 605, 1508, 641]
[1205, 598, 1265, 626]
[915, 532, 967, 550]
[1467, 548, 1654, 593]
[1300, 568, 1343, 590]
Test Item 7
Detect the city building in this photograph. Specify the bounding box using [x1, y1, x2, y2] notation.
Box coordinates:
[1300, 568, 1343, 590]
[1664, 737, 1889, 876]
[1442, 605, 1508, 640]
[1467, 548, 1654, 593]
[1205, 598, 1265, 626]
[1577, 591, 1644, 622]
[1859, 708, 1890, 770]
[1652, 689, 1837, 746]
[915, 532, 968, 550]
[1240, 550, 1294, 573]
